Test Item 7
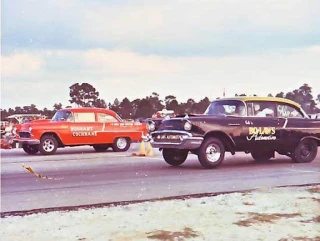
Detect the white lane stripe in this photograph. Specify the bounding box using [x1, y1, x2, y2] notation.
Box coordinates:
[285, 168, 320, 173]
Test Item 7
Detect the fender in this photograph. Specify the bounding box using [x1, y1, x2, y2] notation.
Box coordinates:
[204, 131, 236, 154]
[301, 136, 320, 144]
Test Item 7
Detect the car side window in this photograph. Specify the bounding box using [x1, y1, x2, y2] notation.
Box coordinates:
[98, 113, 118, 123]
[277, 104, 303, 118]
[73, 112, 96, 122]
[246, 103, 254, 116]
[247, 102, 276, 117]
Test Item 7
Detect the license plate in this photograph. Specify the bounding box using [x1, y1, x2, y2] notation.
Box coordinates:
[156, 134, 181, 142]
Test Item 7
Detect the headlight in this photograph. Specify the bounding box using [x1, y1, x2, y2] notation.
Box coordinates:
[184, 121, 192, 131]
[147, 121, 156, 132]
[29, 126, 33, 132]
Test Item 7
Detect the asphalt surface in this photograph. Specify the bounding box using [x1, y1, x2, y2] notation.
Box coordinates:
[1, 144, 320, 213]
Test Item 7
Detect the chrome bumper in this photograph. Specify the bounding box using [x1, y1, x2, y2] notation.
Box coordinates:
[14, 138, 40, 145]
[150, 131, 203, 149]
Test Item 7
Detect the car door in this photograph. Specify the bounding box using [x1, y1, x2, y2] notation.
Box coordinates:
[241, 101, 282, 150]
[95, 112, 120, 144]
[275, 103, 311, 149]
[67, 111, 99, 145]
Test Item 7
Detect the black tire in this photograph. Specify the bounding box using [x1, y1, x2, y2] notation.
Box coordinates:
[291, 139, 318, 163]
[39, 135, 58, 155]
[198, 137, 225, 169]
[112, 137, 131, 152]
[93, 144, 111, 152]
[251, 151, 274, 162]
[22, 144, 39, 155]
[162, 148, 188, 166]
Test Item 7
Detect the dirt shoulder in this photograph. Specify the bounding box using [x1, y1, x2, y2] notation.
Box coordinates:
[1, 184, 320, 241]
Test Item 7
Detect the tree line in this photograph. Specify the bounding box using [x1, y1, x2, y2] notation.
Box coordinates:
[1, 83, 319, 120]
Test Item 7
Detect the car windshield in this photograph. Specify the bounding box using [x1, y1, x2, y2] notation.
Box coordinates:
[52, 110, 73, 122]
[204, 100, 246, 116]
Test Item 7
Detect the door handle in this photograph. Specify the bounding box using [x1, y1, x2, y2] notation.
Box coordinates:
[228, 123, 240, 126]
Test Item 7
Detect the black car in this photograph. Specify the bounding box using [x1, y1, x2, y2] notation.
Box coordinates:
[147, 97, 320, 169]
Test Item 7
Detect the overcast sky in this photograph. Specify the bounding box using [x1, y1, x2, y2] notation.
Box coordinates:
[1, 0, 320, 110]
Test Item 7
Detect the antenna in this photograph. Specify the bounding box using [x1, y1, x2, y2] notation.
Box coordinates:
[223, 88, 226, 97]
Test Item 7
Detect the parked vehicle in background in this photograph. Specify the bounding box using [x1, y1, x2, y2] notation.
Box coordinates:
[1, 114, 47, 149]
[152, 109, 175, 118]
[14, 108, 148, 155]
[148, 97, 320, 169]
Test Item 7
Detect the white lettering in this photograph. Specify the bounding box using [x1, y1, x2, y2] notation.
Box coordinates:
[246, 134, 276, 141]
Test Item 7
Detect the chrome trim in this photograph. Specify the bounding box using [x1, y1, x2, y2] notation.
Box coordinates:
[151, 130, 192, 136]
[14, 139, 40, 145]
[283, 118, 288, 128]
[150, 137, 203, 145]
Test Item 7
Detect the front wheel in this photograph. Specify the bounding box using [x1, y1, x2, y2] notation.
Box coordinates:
[112, 137, 131, 152]
[39, 135, 58, 155]
[198, 137, 225, 169]
[291, 139, 318, 163]
[162, 148, 188, 166]
[23, 144, 39, 155]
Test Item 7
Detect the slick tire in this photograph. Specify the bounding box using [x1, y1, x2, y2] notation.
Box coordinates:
[23, 144, 39, 155]
[291, 139, 318, 163]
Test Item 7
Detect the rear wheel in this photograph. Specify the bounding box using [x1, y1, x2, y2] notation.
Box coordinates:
[251, 150, 274, 162]
[162, 148, 188, 166]
[112, 137, 131, 152]
[39, 135, 58, 155]
[22, 144, 39, 155]
[93, 144, 111, 152]
[291, 139, 318, 163]
[198, 137, 225, 169]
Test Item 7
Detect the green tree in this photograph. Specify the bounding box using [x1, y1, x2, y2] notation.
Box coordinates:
[275, 92, 285, 98]
[53, 103, 63, 111]
[118, 98, 133, 119]
[135, 98, 153, 118]
[95, 99, 107, 108]
[110, 98, 120, 113]
[148, 92, 164, 114]
[194, 97, 210, 113]
[164, 95, 179, 112]
[183, 98, 196, 114]
[69, 83, 101, 107]
[284, 84, 317, 113]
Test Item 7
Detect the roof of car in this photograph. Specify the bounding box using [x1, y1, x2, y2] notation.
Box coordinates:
[216, 97, 301, 109]
[61, 107, 117, 114]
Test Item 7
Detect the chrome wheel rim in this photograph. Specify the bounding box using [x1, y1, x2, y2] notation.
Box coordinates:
[43, 139, 55, 152]
[117, 138, 127, 149]
[206, 144, 221, 163]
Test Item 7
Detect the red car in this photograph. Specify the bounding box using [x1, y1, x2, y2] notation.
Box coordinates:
[14, 108, 148, 155]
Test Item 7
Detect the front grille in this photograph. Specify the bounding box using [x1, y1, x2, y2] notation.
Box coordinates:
[158, 119, 184, 131]
[19, 131, 31, 138]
